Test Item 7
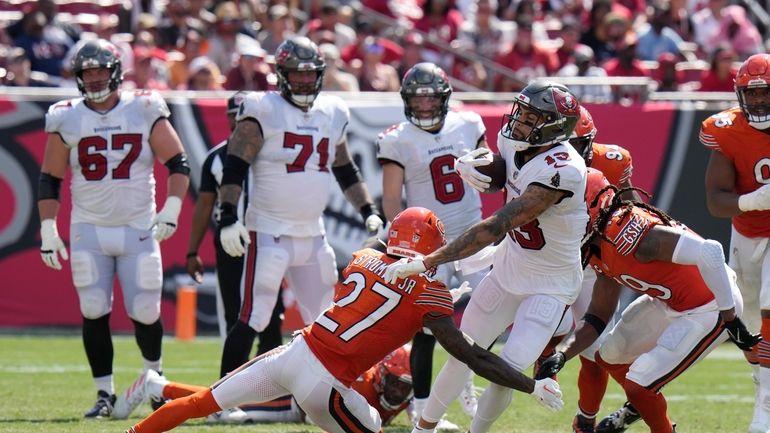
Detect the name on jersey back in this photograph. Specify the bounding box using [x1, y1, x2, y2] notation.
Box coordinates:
[352, 254, 417, 294]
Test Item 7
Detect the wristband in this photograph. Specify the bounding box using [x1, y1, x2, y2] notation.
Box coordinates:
[219, 203, 238, 227]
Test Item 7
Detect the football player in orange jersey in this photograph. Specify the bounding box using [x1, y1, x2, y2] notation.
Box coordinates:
[536, 175, 759, 433]
[558, 106, 640, 433]
[124, 207, 563, 433]
[115, 345, 415, 425]
[701, 53, 770, 433]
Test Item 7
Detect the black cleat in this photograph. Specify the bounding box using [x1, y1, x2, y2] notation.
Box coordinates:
[596, 402, 641, 433]
[573, 413, 596, 433]
[84, 390, 116, 418]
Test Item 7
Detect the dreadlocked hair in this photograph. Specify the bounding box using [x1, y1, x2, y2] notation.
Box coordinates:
[581, 186, 676, 268]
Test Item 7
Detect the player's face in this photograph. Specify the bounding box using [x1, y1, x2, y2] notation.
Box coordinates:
[509, 103, 540, 141]
[81, 67, 112, 93]
[287, 70, 319, 95]
[743, 87, 770, 117]
[408, 96, 441, 120]
[381, 374, 412, 406]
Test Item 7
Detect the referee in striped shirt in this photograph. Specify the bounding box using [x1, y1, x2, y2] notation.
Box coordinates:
[185, 91, 283, 354]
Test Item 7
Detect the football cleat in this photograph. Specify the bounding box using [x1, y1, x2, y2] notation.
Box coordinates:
[207, 407, 250, 424]
[459, 375, 479, 417]
[573, 413, 596, 433]
[435, 416, 460, 431]
[84, 390, 116, 418]
[596, 402, 641, 433]
[144, 369, 169, 401]
[113, 371, 151, 419]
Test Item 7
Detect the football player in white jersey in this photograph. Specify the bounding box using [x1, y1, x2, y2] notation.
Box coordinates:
[37, 39, 190, 418]
[377, 63, 487, 427]
[386, 80, 587, 433]
[215, 37, 385, 382]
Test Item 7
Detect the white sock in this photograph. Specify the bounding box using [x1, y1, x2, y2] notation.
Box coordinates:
[144, 358, 162, 373]
[94, 374, 114, 395]
[413, 398, 428, 420]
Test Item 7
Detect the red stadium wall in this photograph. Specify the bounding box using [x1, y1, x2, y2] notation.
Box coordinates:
[0, 94, 725, 332]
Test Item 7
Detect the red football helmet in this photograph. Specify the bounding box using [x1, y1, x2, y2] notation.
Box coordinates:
[373, 345, 413, 410]
[569, 106, 597, 165]
[735, 53, 770, 129]
[386, 207, 446, 258]
[585, 168, 614, 230]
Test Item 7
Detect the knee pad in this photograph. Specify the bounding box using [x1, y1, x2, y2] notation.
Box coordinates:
[78, 287, 111, 319]
[628, 352, 658, 379]
[598, 332, 627, 364]
[130, 291, 161, 324]
[315, 242, 338, 287]
[71, 251, 97, 288]
[137, 252, 163, 290]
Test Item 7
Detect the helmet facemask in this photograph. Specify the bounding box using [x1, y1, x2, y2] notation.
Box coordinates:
[278, 68, 325, 107]
[378, 373, 413, 411]
[404, 94, 449, 130]
[737, 86, 770, 130]
[76, 67, 120, 103]
[400, 63, 452, 131]
[72, 40, 123, 103]
[275, 37, 326, 108]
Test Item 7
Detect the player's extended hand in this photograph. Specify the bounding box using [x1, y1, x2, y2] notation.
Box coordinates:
[220, 221, 250, 257]
[738, 184, 770, 212]
[40, 219, 68, 270]
[454, 148, 493, 193]
[186, 254, 204, 283]
[535, 351, 566, 380]
[365, 213, 385, 236]
[449, 281, 472, 303]
[151, 196, 182, 241]
[531, 378, 564, 412]
[384, 257, 427, 284]
[724, 317, 761, 351]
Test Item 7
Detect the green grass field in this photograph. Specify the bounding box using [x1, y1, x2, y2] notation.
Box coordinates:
[0, 334, 757, 433]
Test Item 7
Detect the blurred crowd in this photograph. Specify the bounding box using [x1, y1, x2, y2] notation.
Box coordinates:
[0, 0, 769, 102]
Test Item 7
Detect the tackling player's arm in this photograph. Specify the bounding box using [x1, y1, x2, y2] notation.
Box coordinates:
[424, 314, 535, 393]
[423, 183, 565, 269]
[332, 138, 384, 232]
[561, 273, 622, 360]
[381, 162, 405, 222]
[705, 150, 741, 217]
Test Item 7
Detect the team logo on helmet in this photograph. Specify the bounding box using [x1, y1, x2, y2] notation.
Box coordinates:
[554, 89, 579, 116]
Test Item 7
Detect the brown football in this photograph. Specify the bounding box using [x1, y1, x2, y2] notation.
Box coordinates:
[475, 153, 507, 192]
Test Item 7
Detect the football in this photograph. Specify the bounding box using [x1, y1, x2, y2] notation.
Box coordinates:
[475, 153, 508, 192]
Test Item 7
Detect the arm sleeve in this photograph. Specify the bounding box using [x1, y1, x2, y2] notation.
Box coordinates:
[671, 231, 735, 311]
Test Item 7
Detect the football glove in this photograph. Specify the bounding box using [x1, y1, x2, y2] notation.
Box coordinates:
[151, 196, 182, 241]
[220, 221, 250, 257]
[365, 213, 385, 236]
[454, 148, 493, 193]
[724, 317, 761, 351]
[738, 184, 770, 212]
[449, 281, 473, 303]
[535, 351, 566, 380]
[384, 257, 427, 284]
[40, 219, 68, 270]
[531, 378, 563, 412]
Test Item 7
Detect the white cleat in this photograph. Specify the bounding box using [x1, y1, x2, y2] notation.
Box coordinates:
[435, 416, 460, 432]
[143, 369, 169, 401]
[113, 371, 151, 419]
[207, 407, 250, 424]
[459, 375, 479, 417]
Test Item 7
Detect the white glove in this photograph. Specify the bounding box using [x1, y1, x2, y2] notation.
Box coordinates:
[531, 378, 563, 412]
[383, 257, 427, 284]
[449, 281, 472, 303]
[738, 183, 770, 212]
[365, 214, 385, 236]
[454, 148, 493, 193]
[40, 219, 68, 270]
[220, 220, 250, 257]
[151, 196, 182, 241]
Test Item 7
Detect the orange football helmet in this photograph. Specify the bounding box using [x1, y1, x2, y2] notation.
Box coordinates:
[735, 53, 770, 129]
[373, 345, 413, 410]
[569, 105, 598, 164]
[585, 168, 614, 230]
[386, 207, 446, 258]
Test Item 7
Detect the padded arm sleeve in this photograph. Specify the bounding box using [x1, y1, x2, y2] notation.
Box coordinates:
[671, 231, 735, 311]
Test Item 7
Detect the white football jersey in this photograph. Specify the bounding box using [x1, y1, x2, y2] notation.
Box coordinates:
[45, 90, 170, 229]
[496, 139, 587, 278]
[376, 111, 485, 240]
[237, 92, 349, 237]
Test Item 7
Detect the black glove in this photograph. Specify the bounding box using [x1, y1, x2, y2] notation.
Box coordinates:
[724, 317, 761, 351]
[535, 351, 566, 380]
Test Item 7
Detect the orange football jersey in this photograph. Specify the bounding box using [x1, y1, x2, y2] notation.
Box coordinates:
[700, 107, 770, 238]
[590, 143, 633, 187]
[302, 248, 454, 386]
[351, 369, 409, 425]
[589, 208, 715, 312]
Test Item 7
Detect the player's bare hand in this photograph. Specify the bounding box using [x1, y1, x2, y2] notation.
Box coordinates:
[220, 221, 250, 257]
[151, 196, 182, 241]
[531, 378, 563, 412]
[40, 219, 68, 270]
[383, 257, 426, 284]
[454, 148, 492, 193]
[186, 254, 204, 283]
